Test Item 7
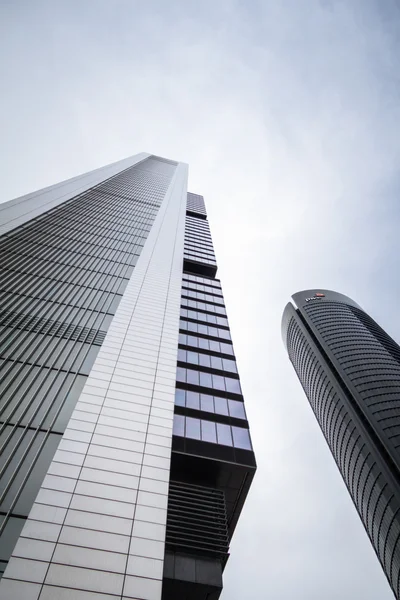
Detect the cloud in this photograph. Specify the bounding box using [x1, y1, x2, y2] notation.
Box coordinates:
[1, 0, 400, 597]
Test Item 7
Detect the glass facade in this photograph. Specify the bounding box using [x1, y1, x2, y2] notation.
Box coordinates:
[163, 191, 256, 599]
[282, 289, 400, 598]
[0, 158, 256, 600]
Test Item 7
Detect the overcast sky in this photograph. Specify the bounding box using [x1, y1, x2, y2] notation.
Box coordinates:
[2, 1, 400, 598]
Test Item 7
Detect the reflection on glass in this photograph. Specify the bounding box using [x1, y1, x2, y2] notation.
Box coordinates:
[187, 369, 199, 386]
[217, 423, 232, 446]
[200, 371, 212, 388]
[211, 356, 223, 370]
[225, 378, 241, 394]
[173, 414, 185, 436]
[186, 417, 201, 440]
[200, 394, 214, 413]
[176, 367, 186, 382]
[214, 396, 228, 416]
[201, 420, 217, 443]
[186, 391, 200, 410]
[175, 389, 186, 406]
[228, 399, 246, 419]
[232, 426, 252, 450]
[212, 374, 225, 390]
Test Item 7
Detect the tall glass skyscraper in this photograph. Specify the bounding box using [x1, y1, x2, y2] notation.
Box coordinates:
[282, 289, 400, 598]
[0, 153, 256, 599]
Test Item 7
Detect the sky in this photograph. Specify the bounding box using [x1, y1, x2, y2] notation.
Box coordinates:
[1, 0, 400, 598]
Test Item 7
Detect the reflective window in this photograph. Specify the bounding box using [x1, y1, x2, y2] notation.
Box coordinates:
[186, 417, 201, 440]
[232, 426, 252, 449]
[175, 389, 186, 406]
[214, 396, 229, 416]
[228, 399, 246, 419]
[175, 390, 246, 419]
[217, 423, 233, 446]
[201, 394, 214, 412]
[186, 391, 200, 410]
[187, 369, 199, 386]
[173, 414, 185, 436]
[200, 372, 212, 388]
[226, 378, 242, 394]
[201, 420, 217, 443]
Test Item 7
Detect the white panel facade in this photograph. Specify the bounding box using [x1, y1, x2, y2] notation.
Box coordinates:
[0, 160, 188, 599]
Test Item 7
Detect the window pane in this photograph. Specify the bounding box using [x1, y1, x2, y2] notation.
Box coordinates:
[173, 414, 185, 437]
[212, 374, 225, 391]
[209, 340, 220, 353]
[198, 324, 208, 335]
[201, 420, 217, 443]
[187, 351, 199, 365]
[232, 426, 252, 450]
[179, 334, 187, 345]
[176, 367, 186, 383]
[200, 371, 212, 388]
[214, 396, 229, 416]
[198, 337, 208, 350]
[199, 354, 211, 368]
[186, 391, 200, 410]
[175, 389, 186, 407]
[222, 359, 237, 373]
[228, 400, 246, 419]
[221, 343, 234, 355]
[219, 329, 231, 340]
[225, 378, 241, 394]
[188, 335, 198, 348]
[178, 349, 186, 362]
[186, 417, 201, 440]
[211, 356, 222, 370]
[200, 394, 214, 413]
[217, 423, 232, 446]
[187, 369, 199, 386]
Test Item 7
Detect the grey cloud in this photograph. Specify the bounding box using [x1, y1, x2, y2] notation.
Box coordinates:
[1, 0, 399, 598]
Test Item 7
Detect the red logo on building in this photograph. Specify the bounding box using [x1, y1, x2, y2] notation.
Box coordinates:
[314, 293, 325, 298]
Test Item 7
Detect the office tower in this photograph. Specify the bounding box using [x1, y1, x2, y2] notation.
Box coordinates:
[282, 289, 400, 598]
[0, 153, 256, 600]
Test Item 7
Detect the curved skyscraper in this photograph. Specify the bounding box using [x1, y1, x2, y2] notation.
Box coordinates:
[282, 290, 400, 598]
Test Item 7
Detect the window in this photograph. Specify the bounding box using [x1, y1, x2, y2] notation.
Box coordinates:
[217, 423, 232, 446]
[232, 426, 252, 450]
[201, 420, 217, 443]
[173, 414, 185, 436]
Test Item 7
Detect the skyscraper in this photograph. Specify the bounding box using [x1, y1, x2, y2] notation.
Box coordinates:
[282, 289, 400, 598]
[0, 153, 256, 599]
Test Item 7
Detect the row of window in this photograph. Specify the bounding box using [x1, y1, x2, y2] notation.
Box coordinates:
[185, 216, 211, 230]
[175, 389, 246, 419]
[184, 240, 214, 251]
[182, 274, 221, 290]
[173, 415, 252, 449]
[180, 319, 231, 341]
[176, 367, 241, 394]
[180, 309, 227, 327]
[178, 333, 233, 355]
[184, 252, 216, 266]
[184, 249, 216, 262]
[181, 298, 226, 316]
[185, 232, 213, 245]
[182, 289, 224, 305]
[184, 245, 215, 259]
[182, 282, 223, 297]
[178, 349, 237, 373]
